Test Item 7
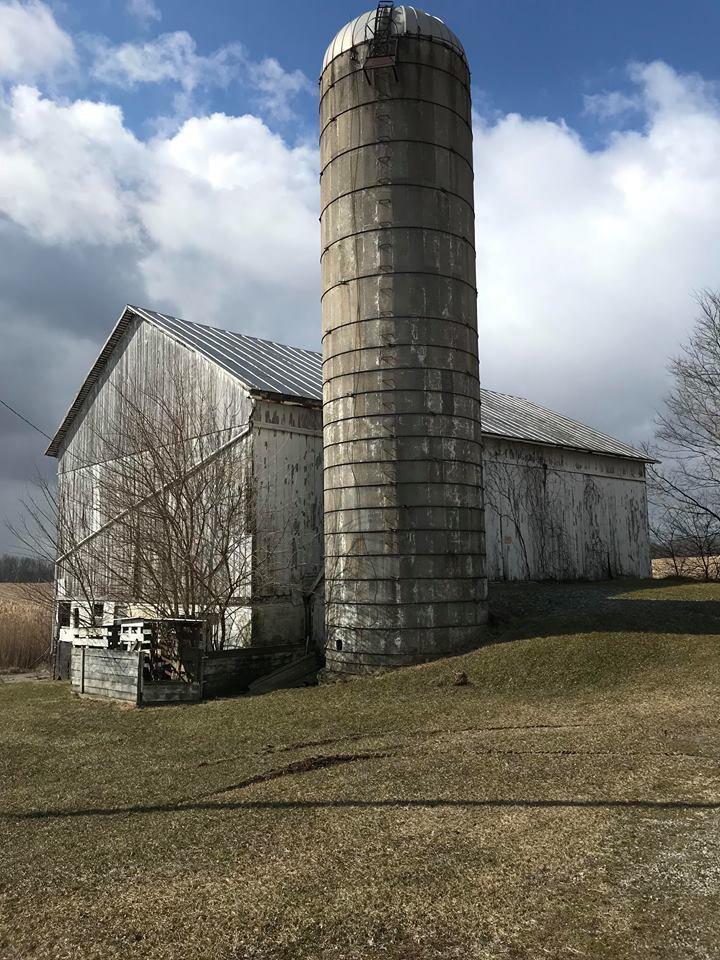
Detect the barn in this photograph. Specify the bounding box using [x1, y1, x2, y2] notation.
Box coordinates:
[46, 304, 651, 660]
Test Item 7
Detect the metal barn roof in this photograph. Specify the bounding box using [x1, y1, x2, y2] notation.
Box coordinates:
[136, 306, 323, 401]
[478, 389, 647, 461]
[45, 304, 649, 462]
[322, 6, 466, 71]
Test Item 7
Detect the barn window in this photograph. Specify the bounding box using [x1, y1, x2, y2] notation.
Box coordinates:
[93, 603, 104, 622]
[72, 607, 80, 629]
[57, 602, 71, 627]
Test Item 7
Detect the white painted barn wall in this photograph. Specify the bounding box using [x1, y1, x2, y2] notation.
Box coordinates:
[482, 437, 651, 581]
[54, 322, 325, 647]
[55, 319, 256, 638]
[249, 399, 324, 645]
[58, 317, 253, 470]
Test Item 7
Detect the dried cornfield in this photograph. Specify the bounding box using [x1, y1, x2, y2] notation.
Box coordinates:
[652, 556, 720, 580]
[0, 584, 52, 672]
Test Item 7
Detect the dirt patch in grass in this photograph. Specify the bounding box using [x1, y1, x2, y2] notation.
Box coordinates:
[201, 751, 393, 797]
[0, 579, 719, 959]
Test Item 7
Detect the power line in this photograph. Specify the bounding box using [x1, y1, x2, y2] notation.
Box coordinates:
[0, 397, 53, 442]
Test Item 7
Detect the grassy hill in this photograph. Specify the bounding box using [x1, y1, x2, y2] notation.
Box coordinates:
[0, 579, 718, 959]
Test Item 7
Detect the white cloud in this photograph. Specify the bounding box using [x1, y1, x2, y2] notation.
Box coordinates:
[90, 31, 242, 93]
[248, 57, 315, 121]
[0, 85, 144, 244]
[583, 89, 640, 120]
[473, 60, 720, 443]
[126, 0, 161, 28]
[0, 81, 319, 322]
[0, 78, 319, 545]
[140, 111, 318, 321]
[0, 0, 75, 80]
[88, 32, 313, 123]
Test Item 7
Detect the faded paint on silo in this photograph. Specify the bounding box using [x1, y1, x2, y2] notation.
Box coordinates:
[321, 5, 488, 673]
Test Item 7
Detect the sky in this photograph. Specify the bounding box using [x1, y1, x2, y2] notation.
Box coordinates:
[1, 0, 720, 552]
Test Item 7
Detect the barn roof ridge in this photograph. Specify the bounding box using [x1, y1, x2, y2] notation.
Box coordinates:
[45, 304, 650, 463]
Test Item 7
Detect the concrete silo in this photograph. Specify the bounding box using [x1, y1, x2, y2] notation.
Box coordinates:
[321, 3, 488, 673]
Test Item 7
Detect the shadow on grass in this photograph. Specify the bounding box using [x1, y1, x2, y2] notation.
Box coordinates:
[487, 578, 720, 644]
[610, 577, 713, 594]
[5, 796, 720, 821]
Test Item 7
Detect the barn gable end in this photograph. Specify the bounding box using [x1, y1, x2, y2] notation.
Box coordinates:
[51, 308, 255, 471]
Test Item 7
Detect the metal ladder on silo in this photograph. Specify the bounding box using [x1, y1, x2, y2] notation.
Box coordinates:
[364, 1, 398, 82]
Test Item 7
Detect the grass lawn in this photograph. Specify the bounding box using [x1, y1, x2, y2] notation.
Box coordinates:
[1, 579, 719, 959]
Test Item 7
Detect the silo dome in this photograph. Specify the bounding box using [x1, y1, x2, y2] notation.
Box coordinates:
[322, 5, 466, 70]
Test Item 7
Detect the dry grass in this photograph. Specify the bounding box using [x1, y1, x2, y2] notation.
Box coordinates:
[0, 583, 52, 672]
[652, 556, 720, 580]
[0, 578, 719, 959]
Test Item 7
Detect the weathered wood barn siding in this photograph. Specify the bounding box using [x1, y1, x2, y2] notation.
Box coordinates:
[58, 319, 253, 601]
[58, 317, 252, 470]
[70, 646, 141, 703]
[483, 438, 650, 581]
[250, 399, 324, 644]
[55, 317, 253, 603]
[53, 316, 324, 646]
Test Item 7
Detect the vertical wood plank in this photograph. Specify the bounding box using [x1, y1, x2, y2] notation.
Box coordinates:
[136, 651, 143, 707]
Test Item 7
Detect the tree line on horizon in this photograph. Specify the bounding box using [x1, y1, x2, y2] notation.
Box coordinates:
[0, 554, 54, 583]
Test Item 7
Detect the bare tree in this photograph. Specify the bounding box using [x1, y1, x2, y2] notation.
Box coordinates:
[14, 360, 287, 648]
[650, 291, 720, 579]
[11, 473, 106, 623]
[647, 472, 720, 581]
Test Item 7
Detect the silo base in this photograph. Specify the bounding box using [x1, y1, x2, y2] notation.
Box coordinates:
[323, 609, 489, 676]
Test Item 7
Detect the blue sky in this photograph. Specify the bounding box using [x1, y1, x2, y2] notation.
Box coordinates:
[54, 0, 720, 141]
[1, 0, 720, 548]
